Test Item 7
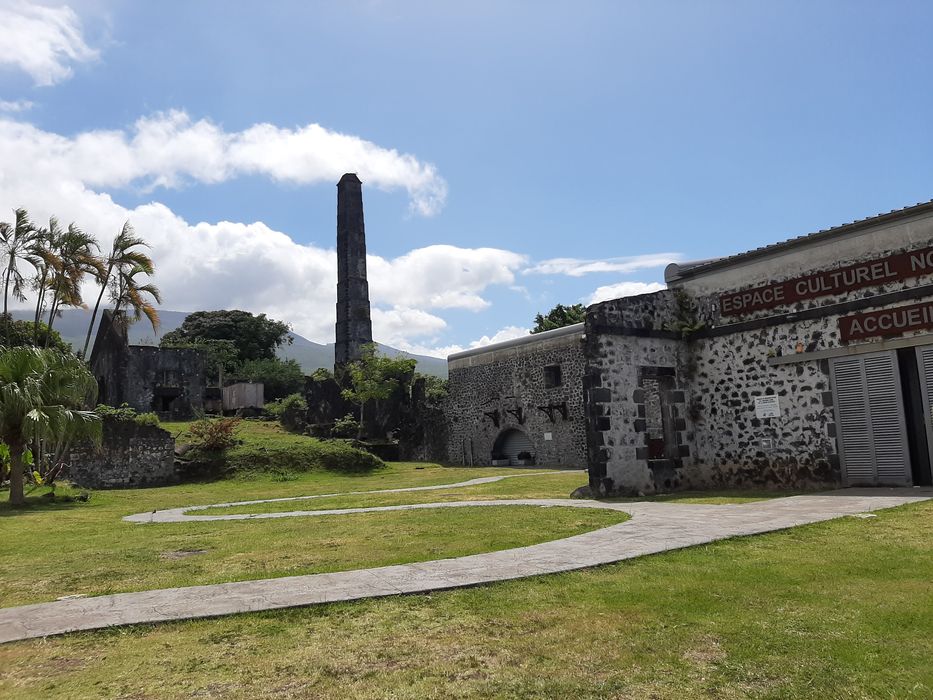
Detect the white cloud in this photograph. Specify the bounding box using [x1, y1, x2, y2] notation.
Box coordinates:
[0, 111, 448, 216]
[399, 325, 530, 359]
[371, 307, 448, 347]
[586, 281, 666, 305]
[0, 99, 33, 112]
[0, 1, 98, 86]
[368, 244, 526, 311]
[0, 112, 518, 350]
[524, 253, 681, 277]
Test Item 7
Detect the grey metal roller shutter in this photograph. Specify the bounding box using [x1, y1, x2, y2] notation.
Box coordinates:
[499, 429, 534, 462]
[831, 352, 911, 486]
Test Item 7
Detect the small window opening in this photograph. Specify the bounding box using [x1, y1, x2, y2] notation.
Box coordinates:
[544, 364, 562, 389]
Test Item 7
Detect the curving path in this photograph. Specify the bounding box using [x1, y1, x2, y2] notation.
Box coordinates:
[124, 470, 583, 523]
[1, 486, 929, 644]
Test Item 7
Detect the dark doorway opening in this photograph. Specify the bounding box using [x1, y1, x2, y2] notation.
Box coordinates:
[897, 348, 932, 486]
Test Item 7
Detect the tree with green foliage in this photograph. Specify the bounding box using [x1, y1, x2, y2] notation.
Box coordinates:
[0, 347, 101, 505]
[31, 217, 65, 346]
[233, 357, 305, 400]
[416, 373, 449, 408]
[160, 338, 238, 386]
[83, 222, 156, 358]
[341, 344, 416, 437]
[161, 310, 292, 364]
[44, 224, 105, 346]
[0, 209, 41, 345]
[531, 303, 586, 334]
[0, 317, 70, 353]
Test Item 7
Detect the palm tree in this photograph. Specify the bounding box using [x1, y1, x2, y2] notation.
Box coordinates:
[111, 262, 162, 336]
[0, 346, 100, 505]
[0, 209, 40, 344]
[44, 224, 104, 346]
[82, 223, 154, 359]
[31, 218, 65, 345]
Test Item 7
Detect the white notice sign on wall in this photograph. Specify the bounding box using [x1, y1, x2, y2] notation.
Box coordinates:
[754, 396, 781, 419]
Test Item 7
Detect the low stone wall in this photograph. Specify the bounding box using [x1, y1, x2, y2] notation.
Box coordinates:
[67, 418, 176, 489]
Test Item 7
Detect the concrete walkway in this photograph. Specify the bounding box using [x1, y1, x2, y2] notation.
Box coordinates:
[1, 488, 929, 644]
[124, 470, 581, 523]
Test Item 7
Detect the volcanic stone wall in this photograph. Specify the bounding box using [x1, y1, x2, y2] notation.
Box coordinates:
[584, 291, 696, 494]
[446, 327, 586, 467]
[663, 215, 933, 491]
[585, 287, 841, 494]
[67, 418, 176, 489]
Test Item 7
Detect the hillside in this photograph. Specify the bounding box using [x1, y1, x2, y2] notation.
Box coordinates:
[13, 309, 448, 379]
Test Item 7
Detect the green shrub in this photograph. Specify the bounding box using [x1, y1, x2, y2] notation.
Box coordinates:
[264, 392, 308, 420]
[331, 413, 360, 438]
[95, 404, 161, 427]
[188, 417, 241, 452]
[226, 438, 383, 475]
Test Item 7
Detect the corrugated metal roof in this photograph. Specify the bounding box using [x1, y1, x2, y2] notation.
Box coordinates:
[665, 198, 933, 282]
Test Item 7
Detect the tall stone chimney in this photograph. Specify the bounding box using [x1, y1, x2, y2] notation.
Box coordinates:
[334, 173, 373, 370]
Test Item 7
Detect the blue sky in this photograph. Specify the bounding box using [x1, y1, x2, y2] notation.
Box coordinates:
[1, 1, 932, 355]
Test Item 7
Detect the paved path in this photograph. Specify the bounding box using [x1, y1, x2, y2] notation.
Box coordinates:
[1, 488, 929, 644]
[124, 470, 581, 523]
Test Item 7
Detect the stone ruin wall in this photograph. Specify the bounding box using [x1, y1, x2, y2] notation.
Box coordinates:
[446, 330, 586, 467]
[124, 345, 205, 419]
[67, 418, 176, 489]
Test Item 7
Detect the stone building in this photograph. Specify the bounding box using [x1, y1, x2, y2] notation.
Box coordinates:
[447, 199, 933, 493]
[90, 309, 205, 419]
[446, 324, 587, 467]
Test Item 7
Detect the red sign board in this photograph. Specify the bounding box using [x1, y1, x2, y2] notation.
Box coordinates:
[839, 301, 933, 342]
[719, 245, 933, 317]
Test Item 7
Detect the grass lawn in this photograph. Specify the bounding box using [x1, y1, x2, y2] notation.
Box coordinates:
[0, 497, 929, 698]
[2, 420, 927, 698]
[0, 463, 624, 608]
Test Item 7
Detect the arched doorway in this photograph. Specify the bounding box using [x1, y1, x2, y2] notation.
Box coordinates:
[492, 428, 534, 465]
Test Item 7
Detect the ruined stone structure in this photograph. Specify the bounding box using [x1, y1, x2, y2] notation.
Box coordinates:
[446, 325, 587, 467]
[334, 173, 373, 370]
[67, 418, 176, 489]
[447, 199, 933, 493]
[90, 309, 205, 419]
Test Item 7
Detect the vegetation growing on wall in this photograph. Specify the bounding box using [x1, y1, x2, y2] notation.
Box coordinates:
[663, 289, 706, 339]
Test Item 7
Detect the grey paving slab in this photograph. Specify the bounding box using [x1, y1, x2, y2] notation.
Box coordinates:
[1, 487, 930, 644]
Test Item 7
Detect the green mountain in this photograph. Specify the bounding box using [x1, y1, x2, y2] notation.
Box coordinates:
[13, 309, 448, 379]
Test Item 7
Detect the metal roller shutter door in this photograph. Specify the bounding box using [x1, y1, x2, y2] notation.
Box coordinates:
[499, 429, 534, 463]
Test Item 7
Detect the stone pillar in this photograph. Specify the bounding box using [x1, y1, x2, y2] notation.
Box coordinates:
[334, 173, 374, 370]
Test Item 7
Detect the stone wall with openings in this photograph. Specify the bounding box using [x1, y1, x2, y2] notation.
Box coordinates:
[90, 309, 205, 420]
[124, 345, 205, 419]
[67, 418, 176, 489]
[584, 332, 692, 494]
[446, 326, 586, 467]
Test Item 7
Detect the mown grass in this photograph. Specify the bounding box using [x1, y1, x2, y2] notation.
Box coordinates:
[0, 464, 626, 608]
[1, 498, 929, 699]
